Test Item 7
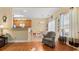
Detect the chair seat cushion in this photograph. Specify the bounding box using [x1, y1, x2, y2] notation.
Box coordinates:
[44, 38, 53, 41]
[42, 31, 55, 48]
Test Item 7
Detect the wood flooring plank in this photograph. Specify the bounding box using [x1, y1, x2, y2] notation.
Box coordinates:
[0, 41, 76, 51]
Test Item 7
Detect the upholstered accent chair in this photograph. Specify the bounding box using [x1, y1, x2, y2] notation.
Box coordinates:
[42, 31, 56, 48]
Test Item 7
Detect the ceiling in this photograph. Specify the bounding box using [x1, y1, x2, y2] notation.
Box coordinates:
[12, 7, 59, 18]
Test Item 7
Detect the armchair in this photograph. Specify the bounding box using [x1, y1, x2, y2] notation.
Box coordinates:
[42, 31, 56, 48]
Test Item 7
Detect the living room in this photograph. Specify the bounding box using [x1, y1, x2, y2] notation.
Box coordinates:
[0, 7, 79, 51]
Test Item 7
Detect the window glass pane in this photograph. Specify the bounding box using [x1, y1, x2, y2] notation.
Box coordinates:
[60, 13, 69, 37]
[48, 20, 55, 32]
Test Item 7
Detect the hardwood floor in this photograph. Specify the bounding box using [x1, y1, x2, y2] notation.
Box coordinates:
[0, 41, 76, 51]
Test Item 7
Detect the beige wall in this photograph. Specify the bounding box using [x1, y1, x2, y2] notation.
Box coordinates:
[0, 7, 12, 29]
[0, 7, 12, 36]
[32, 18, 48, 33]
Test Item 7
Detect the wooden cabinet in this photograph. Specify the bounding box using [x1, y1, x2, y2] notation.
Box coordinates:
[13, 18, 32, 28]
[13, 20, 20, 27]
[25, 20, 32, 27]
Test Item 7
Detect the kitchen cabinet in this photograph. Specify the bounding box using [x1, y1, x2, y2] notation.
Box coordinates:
[13, 18, 32, 28]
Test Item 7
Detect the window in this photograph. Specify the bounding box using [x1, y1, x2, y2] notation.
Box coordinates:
[48, 20, 55, 32]
[60, 13, 70, 37]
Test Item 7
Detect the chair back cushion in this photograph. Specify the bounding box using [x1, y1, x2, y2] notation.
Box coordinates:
[46, 31, 55, 38]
